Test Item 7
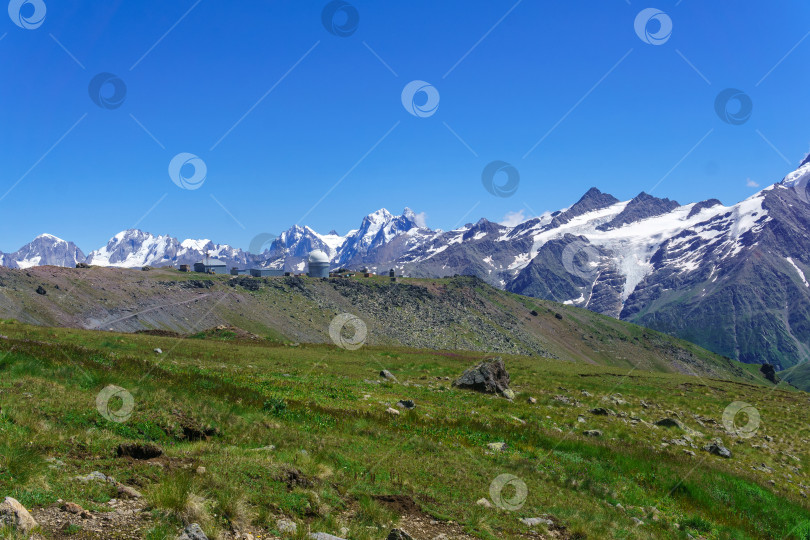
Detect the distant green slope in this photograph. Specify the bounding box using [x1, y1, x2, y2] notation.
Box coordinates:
[0, 266, 772, 384]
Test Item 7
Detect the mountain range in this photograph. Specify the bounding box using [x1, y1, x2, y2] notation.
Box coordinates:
[3, 158, 810, 370]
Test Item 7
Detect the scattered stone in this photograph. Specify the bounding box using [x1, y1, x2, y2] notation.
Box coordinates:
[277, 519, 297, 534]
[196, 466, 206, 475]
[501, 388, 516, 400]
[527, 397, 537, 404]
[177, 523, 209, 540]
[487, 442, 507, 452]
[632, 517, 644, 526]
[386, 529, 414, 540]
[154, 348, 162, 354]
[640, 400, 650, 408]
[577, 416, 586, 423]
[396, 400, 415, 410]
[452, 357, 512, 398]
[581, 390, 592, 397]
[380, 370, 398, 382]
[309, 534, 347, 540]
[75, 471, 114, 483]
[590, 407, 613, 416]
[584, 430, 603, 437]
[703, 439, 732, 458]
[476, 498, 493, 508]
[35, 285, 46, 295]
[117, 442, 163, 460]
[520, 517, 553, 527]
[386, 407, 400, 416]
[0, 497, 38, 534]
[683, 449, 696, 457]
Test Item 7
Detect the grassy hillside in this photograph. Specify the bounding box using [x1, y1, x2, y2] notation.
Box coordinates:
[0, 266, 772, 383]
[0, 321, 809, 539]
[779, 362, 810, 392]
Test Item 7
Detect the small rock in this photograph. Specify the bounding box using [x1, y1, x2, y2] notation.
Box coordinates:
[590, 407, 612, 416]
[195, 466, 206, 475]
[177, 523, 209, 540]
[487, 442, 507, 452]
[154, 348, 162, 354]
[277, 519, 297, 534]
[396, 400, 415, 410]
[501, 389, 516, 400]
[520, 517, 553, 526]
[75, 471, 114, 483]
[386, 407, 400, 416]
[584, 430, 602, 437]
[632, 517, 644, 526]
[577, 415, 586, 423]
[703, 439, 732, 458]
[0, 497, 39, 535]
[387, 529, 414, 540]
[35, 285, 46, 295]
[309, 534, 347, 540]
[527, 397, 537, 404]
[655, 418, 684, 429]
[476, 498, 492, 508]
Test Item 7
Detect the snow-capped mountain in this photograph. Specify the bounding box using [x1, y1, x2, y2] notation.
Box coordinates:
[0, 234, 85, 269]
[4, 159, 810, 368]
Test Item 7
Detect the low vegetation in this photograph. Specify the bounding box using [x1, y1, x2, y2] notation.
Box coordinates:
[0, 319, 809, 539]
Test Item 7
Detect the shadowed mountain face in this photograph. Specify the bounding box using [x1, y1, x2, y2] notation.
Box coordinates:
[4, 162, 810, 368]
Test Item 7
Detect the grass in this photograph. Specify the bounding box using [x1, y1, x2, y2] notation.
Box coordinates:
[0, 318, 808, 538]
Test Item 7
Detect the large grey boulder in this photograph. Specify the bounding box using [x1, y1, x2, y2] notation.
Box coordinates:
[452, 357, 511, 397]
[0, 497, 38, 535]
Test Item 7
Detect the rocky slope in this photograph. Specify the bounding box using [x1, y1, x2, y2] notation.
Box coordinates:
[0, 265, 768, 383]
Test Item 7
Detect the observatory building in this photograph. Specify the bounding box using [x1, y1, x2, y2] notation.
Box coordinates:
[307, 250, 330, 278]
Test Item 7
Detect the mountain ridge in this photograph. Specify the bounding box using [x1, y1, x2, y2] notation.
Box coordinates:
[3, 161, 810, 369]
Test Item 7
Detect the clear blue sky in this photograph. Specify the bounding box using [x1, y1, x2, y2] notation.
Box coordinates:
[1, 1, 809, 253]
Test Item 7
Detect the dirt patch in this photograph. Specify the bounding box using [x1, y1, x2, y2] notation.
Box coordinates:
[281, 466, 312, 489]
[133, 329, 181, 338]
[372, 494, 422, 515]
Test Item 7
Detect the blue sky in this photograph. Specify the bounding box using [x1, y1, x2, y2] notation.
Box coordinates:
[1, 1, 809, 253]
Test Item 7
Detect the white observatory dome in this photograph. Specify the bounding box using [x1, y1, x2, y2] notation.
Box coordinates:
[308, 250, 329, 264]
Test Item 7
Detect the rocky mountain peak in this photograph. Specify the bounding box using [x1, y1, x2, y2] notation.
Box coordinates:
[596, 192, 680, 231]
